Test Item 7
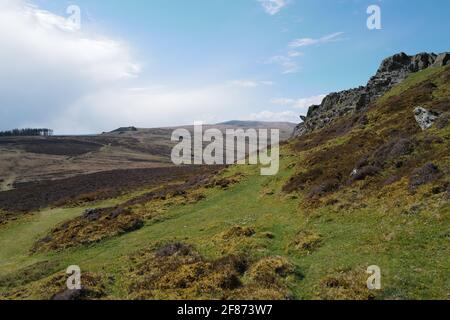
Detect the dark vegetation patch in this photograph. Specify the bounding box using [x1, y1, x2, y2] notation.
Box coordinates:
[205, 173, 246, 189]
[0, 261, 59, 289]
[1, 272, 107, 300]
[0, 165, 223, 219]
[315, 267, 376, 300]
[409, 162, 443, 192]
[212, 225, 260, 255]
[284, 130, 379, 196]
[349, 165, 381, 182]
[0, 137, 102, 156]
[154, 242, 194, 258]
[308, 179, 340, 198]
[124, 243, 295, 300]
[221, 226, 256, 239]
[289, 230, 323, 254]
[31, 206, 144, 253]
[435, 112, 449, 129]
[123, 171, 217, 208]
[293, 113, 366, 153]
[0, 134, 174, 158]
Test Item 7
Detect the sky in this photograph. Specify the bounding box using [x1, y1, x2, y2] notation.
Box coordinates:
[0, 0, 449, 134]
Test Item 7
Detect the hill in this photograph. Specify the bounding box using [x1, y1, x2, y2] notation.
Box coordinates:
[0, 121, 295, 187]
[0, 57, 448, 300]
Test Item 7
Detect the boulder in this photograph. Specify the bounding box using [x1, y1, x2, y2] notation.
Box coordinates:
[414, 107, 439, 130]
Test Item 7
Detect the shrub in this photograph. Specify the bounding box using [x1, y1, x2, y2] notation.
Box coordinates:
[308, 179, 340, 198]
[409, 162, 442, 191]
[435, 112, 449, 129]
[350, 165, 381, 182]
[221, 226, 256, 239]
[371, 137, 415, 167]
[247, 256, 295, 286]
[290, 231, 323, 254]
[155, 242, 194, 258]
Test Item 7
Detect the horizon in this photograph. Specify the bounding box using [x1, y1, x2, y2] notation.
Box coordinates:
[1, 0, 449, 134]
[0, 120, 299, 137]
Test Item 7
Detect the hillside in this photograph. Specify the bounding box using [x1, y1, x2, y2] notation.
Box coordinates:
[0, 61, 448, 300]
[0, 121, 295, 188]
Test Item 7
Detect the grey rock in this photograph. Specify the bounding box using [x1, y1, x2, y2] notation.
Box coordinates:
[433, 52, 450, 67]
[414, 107, 438, 130]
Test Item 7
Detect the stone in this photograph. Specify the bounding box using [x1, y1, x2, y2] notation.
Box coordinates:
[414, 107, 438, 130]
[433, 52, 450, 67]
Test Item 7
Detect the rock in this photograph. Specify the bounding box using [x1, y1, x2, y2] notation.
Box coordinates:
[410, 52, 437, 72]
[292, 52, 447, 137]
[414, 107, 439, 130]
[433, 52, 450, 67]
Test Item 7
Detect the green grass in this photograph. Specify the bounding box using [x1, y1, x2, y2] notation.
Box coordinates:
[1, 150, 448, 299]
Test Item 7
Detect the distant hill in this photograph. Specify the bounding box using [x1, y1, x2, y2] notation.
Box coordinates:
[218, 120, 296, 127]
[110, 126, 138, 133]
[0, 121, 296, 187]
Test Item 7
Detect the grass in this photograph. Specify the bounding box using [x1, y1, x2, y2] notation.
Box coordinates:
[1, 149, 447, 299]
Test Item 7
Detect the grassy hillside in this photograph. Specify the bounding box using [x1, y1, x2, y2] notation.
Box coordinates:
[0, 66, 448, 300]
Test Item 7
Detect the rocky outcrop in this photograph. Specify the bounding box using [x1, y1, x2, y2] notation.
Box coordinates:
[293, 52, 450, 137]
[434, 53, 450, 67]
[414, 107, 439, 130]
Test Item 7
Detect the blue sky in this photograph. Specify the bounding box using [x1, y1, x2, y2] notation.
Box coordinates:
[1, 0, 449, 133]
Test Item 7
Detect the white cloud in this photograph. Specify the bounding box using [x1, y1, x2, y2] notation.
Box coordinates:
[50, 85, 251, 134]
[246, 94, 327, 124]
[266, 55, 300, 74]
[0, 0, 141, 132]
[270, 98, 295, 105]
[271, 94, 326, 112]
[289, 32, 344, 48]
[247, 110, 299, 122]
[0, 1, 266, 134]
[229, 80, 275, 88]
[287, 51, 303, 57]
[292, 95, 327, 109]
[258, 0, 287, 15]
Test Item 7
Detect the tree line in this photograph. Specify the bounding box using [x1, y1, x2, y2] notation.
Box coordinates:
[0, 128, 54, 137]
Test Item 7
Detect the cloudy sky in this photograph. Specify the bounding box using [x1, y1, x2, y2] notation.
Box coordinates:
[1, 0, 449, 134]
